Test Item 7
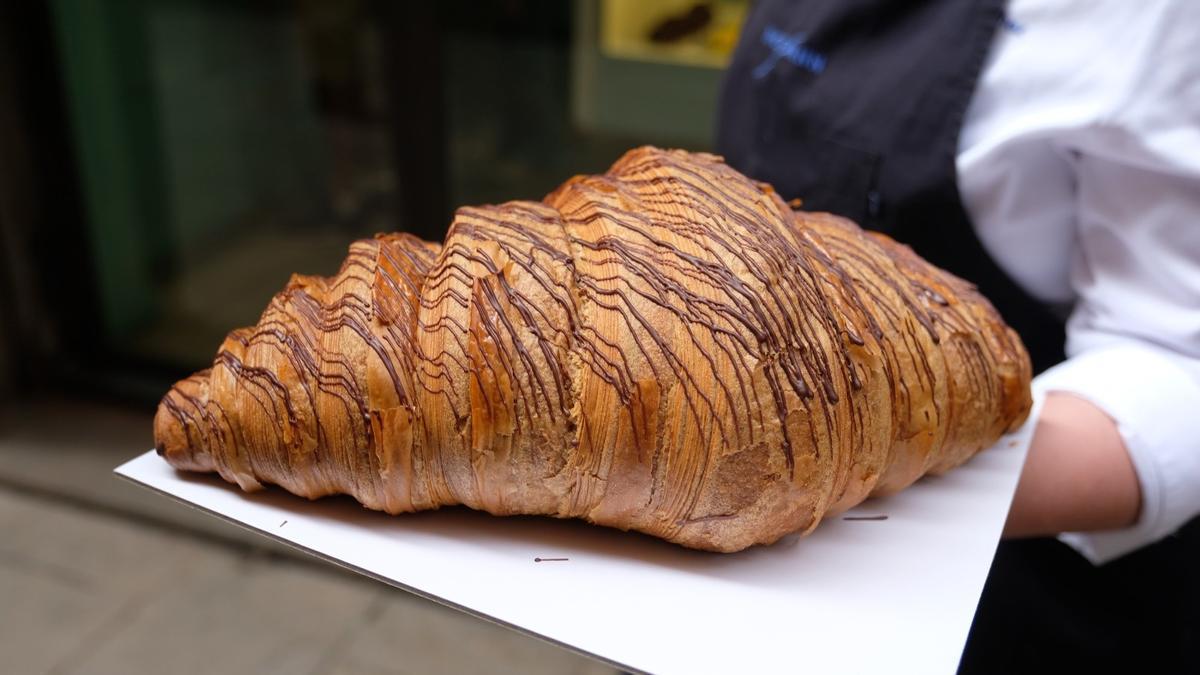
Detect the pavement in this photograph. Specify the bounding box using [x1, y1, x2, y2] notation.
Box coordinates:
[0, 399, 616, 675]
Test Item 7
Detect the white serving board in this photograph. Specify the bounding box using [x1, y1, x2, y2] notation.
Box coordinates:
[115, 393, 1041, 675]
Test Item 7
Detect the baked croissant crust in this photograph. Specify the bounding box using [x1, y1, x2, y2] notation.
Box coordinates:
[154, 147, 1031, 552]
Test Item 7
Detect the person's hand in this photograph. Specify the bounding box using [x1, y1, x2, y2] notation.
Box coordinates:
[1003, 392, 1141, 538]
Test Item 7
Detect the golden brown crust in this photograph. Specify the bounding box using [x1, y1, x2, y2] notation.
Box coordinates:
[154, 147, 1031, 552]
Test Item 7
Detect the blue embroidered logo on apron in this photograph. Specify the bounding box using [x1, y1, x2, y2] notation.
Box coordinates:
[752, 26, 828, 79]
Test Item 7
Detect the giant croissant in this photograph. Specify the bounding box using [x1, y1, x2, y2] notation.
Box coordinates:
[155, 147, 1031, 552]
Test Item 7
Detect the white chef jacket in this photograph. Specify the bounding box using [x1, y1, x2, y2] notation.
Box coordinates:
[957, 0, 1200, 563]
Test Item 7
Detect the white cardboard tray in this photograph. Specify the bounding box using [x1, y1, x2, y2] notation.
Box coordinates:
[115, 393, 1040, 675]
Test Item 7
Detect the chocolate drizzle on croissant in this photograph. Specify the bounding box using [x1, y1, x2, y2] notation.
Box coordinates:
[155, 147, 1031, 552]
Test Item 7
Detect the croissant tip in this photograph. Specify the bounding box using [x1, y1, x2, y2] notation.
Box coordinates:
[153, 371, 216, 473]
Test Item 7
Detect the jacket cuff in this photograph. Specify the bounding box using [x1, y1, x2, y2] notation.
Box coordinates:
[1032, 344, 1200, 564]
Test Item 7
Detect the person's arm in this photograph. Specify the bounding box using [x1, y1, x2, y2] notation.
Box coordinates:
[1004, 392, 1139, 538]
[998, 150, 1200, 562]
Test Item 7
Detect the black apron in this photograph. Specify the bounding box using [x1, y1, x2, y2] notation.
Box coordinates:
[715, 1, 1199, 672]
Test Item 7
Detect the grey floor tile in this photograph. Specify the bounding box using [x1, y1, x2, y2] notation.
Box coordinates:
[0, 555, 120, 675]
[0, 488, 230, 600]
[319, 661, 400, 675]
[0, 486, 378, 675]
[0, 487, 224, 675]
[319, 593, 617, 675]
[59, 554, 378, 675]
[0, 398, 297, 554]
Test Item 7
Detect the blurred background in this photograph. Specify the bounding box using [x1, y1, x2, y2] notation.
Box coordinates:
[0, 1, 747, 673]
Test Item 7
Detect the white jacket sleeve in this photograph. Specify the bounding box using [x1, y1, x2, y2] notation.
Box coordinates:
[957, 0, 1200, 564]
[1041, 346, 1200, 564]
[1045, 146, 1200, 564]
